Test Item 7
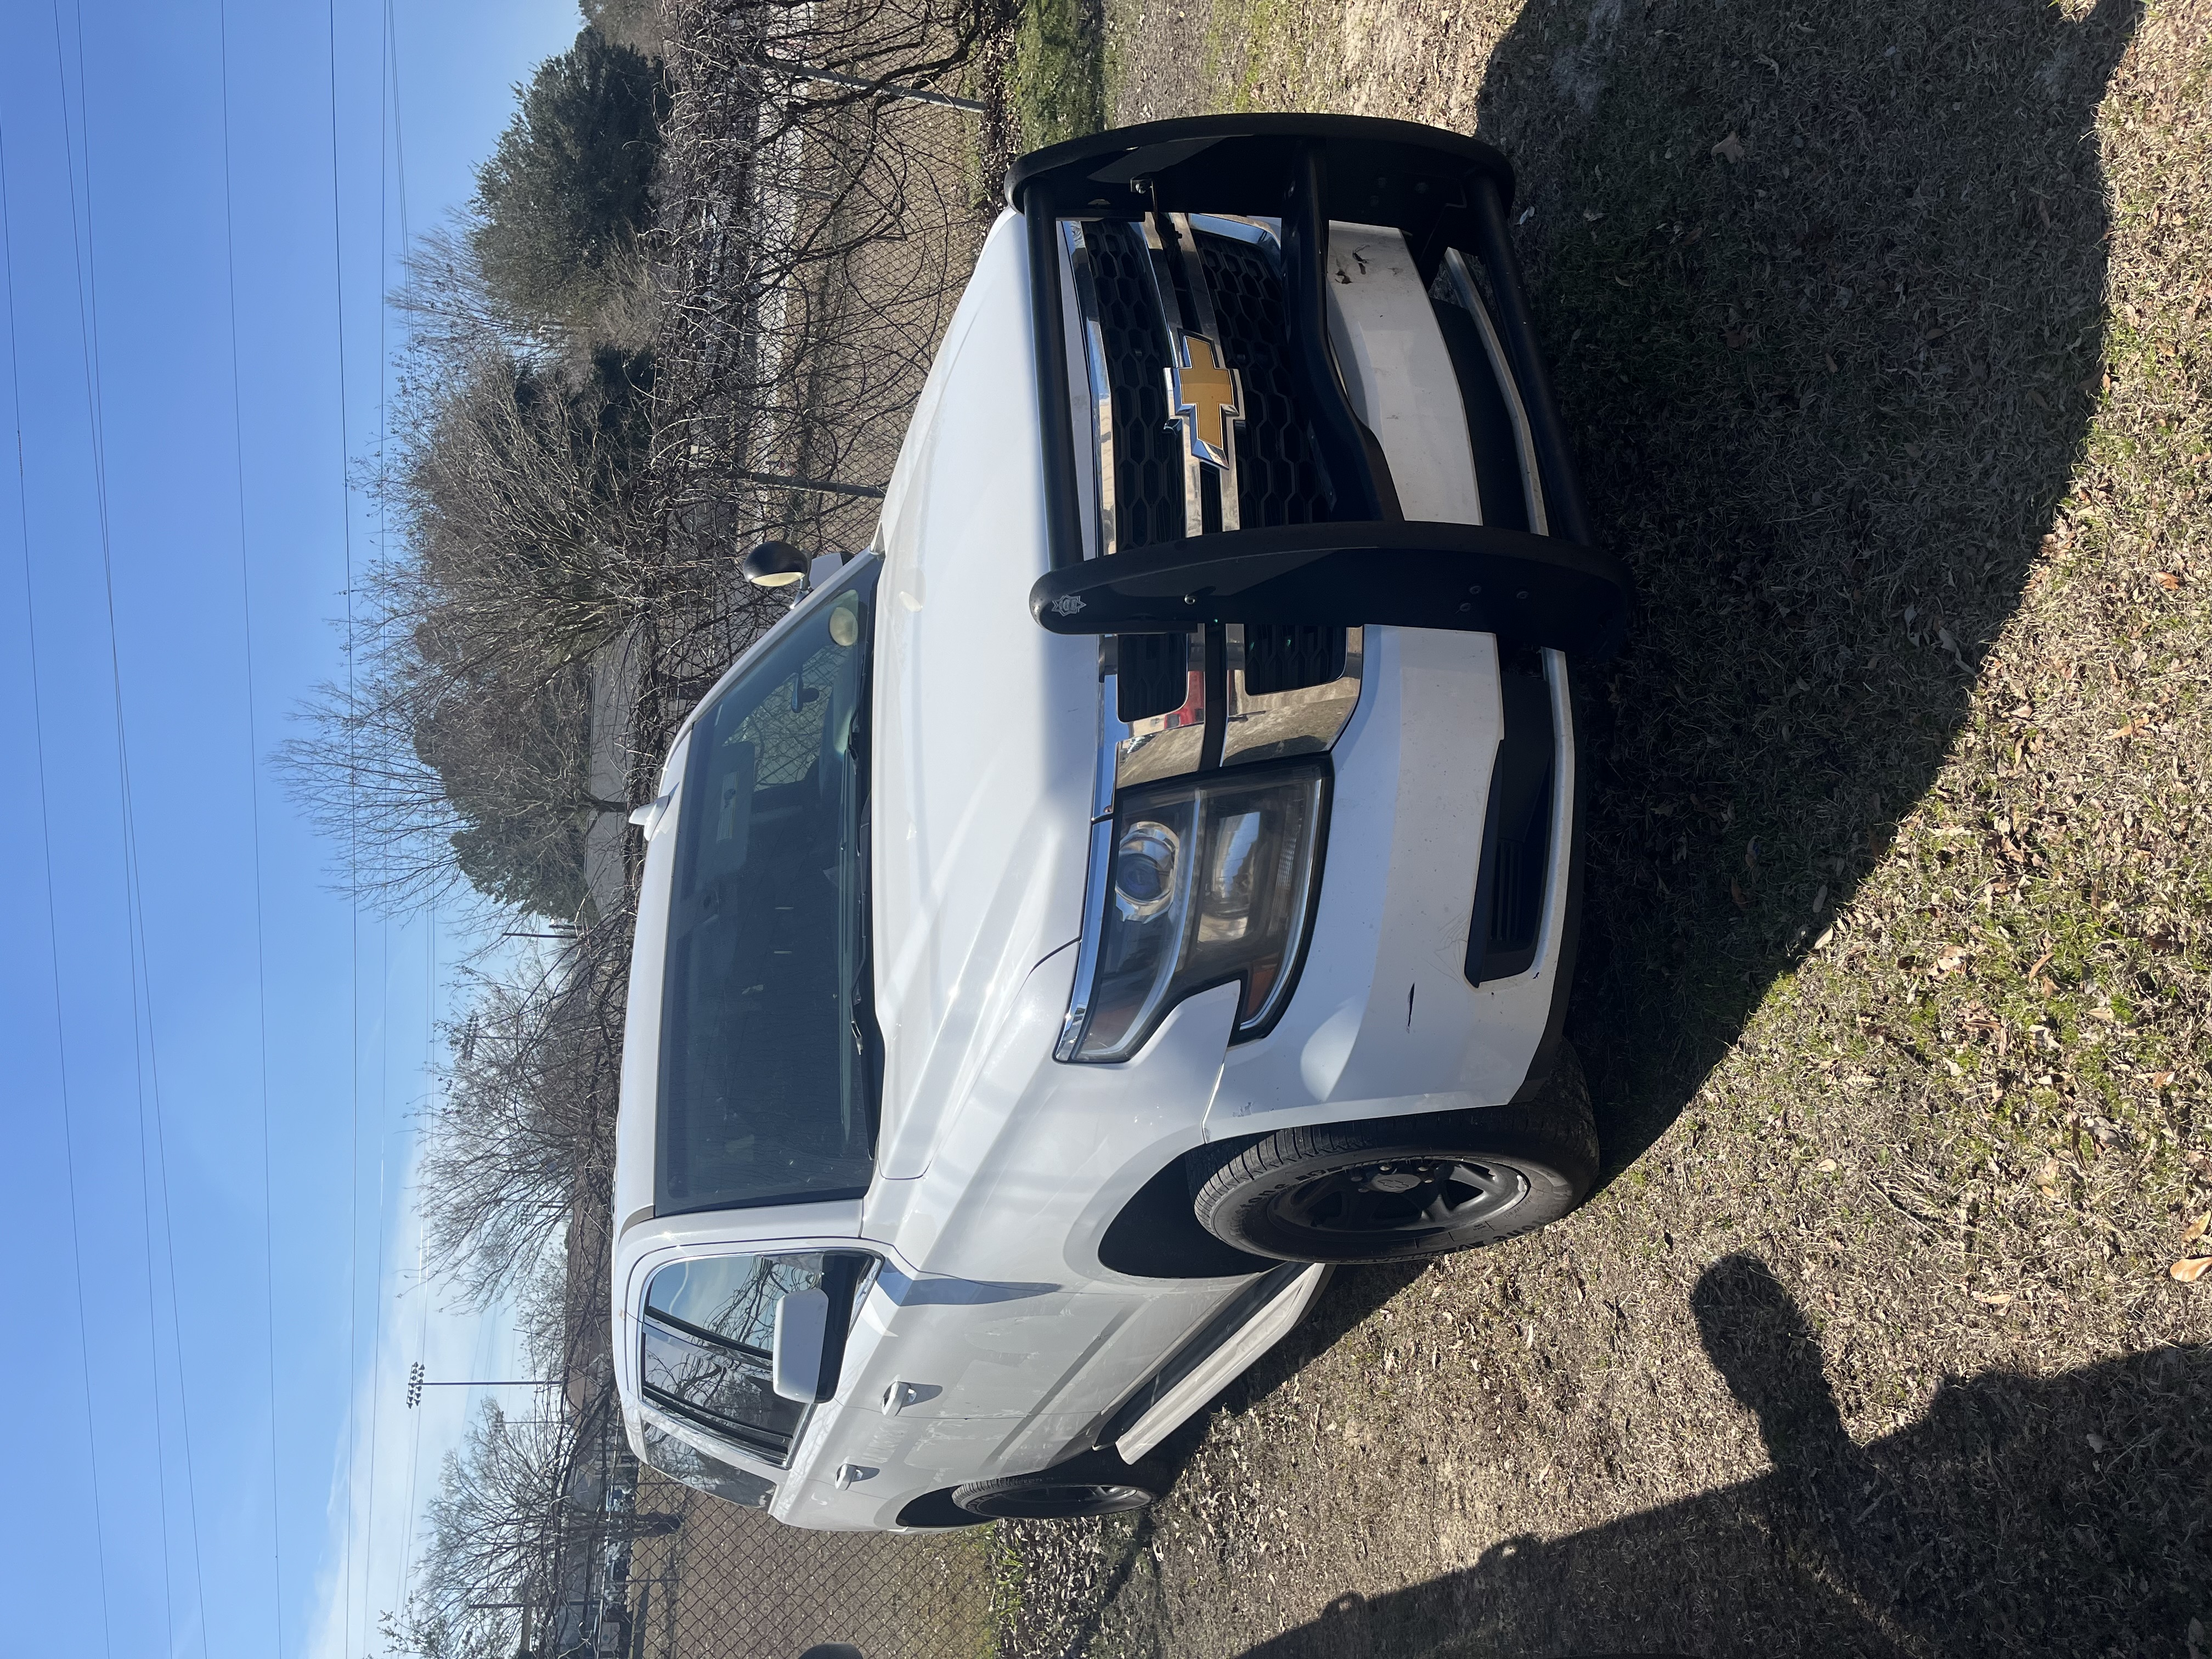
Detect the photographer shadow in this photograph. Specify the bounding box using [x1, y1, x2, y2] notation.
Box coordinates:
[1235, 1254, 2211, 1657]
[1454, 0, 2144, 1169]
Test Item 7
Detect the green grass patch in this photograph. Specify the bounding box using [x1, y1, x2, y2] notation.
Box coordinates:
[1010, 0, 1104, 149]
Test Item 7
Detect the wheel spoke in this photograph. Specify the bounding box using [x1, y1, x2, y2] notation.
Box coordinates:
[1270, 1155, 1530, 1241]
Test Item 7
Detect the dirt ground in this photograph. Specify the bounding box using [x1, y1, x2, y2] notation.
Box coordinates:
[994, 1, 2212, 1655]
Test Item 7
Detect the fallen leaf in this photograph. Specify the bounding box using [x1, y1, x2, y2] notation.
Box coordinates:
[2183, 1213, 2209, 1243]
[2030, 1158, 2063, 1191]
[2169, 1256, 2212, 1283]
[2150, 1070, 2176, 1088]
[1814, 1158, 1838, 1173]
[2156, 571, 2182, 590]
[2086, 1432, 2108, 1452]
[1813, 926, 1835, 950]
[1730, 878, 1750, 910]
[1724, 324, 1757, 348]
[1583, 207, 1605, 222]
[1712, 130, 1746, 163]
[1970, 1290, 2013, 1308]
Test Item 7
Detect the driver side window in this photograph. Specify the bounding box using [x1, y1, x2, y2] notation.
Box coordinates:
[639, 1251, 868, 1464]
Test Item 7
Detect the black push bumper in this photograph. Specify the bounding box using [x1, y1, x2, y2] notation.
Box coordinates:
[1007, 114, 1628, 659]
[1029, 519, 1628, 663]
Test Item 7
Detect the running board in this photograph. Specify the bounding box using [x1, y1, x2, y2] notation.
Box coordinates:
[1109, 1262, 1331, 1463]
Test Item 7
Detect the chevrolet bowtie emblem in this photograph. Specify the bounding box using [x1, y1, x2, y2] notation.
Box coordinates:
[1165, 333, 1243, 469]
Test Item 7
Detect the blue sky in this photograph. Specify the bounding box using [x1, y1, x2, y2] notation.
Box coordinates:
[0, 1, 580, 1655]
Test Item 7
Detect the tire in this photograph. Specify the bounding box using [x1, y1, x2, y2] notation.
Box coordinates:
[1189, 1046, 1599, 1263]
[952, 1451, 1172, 1521]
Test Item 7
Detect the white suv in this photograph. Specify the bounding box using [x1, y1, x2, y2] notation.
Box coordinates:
[612, 116, 1631, 1531]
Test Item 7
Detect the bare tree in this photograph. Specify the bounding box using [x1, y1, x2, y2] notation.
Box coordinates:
[416, 919, 629, 1311]
[383, 1400, 579, 1659]
[279, 327, 653, 918]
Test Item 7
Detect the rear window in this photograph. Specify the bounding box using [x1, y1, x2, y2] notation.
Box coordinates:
[656, 568, 880, 1214]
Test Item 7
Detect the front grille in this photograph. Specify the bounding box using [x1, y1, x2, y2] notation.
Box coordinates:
[1196, 232, 1334, 530]
[1083, 224, 1185, 552]
[1085, 223, 1192, 722]
[1242, 624, 1346, 696]
[1079, 219, 1350, 708]
[1118, 631, 1191, 723]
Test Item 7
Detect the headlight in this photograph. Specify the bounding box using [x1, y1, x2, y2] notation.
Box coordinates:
[1059, 761, 1328, 1063]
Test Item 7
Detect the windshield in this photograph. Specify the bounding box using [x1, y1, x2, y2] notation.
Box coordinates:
[656, 566, 881, 1214]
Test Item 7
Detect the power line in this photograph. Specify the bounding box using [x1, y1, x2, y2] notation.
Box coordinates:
[210, 0, 287, 1648]
[325, 0, 365, 1650]
[359, 3, 399, 1639]
[0, 95, 118, 1659]
[49, 3, 216, 1648]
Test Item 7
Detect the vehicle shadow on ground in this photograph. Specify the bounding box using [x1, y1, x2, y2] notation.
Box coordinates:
[1232, 1253, 2211, 1658]
[1028, 1263, 1429, 1659]
[1457, 0, 2142, 1172]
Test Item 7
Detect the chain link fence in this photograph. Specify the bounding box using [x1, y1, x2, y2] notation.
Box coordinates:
[573, 4, 1010, 1655]
[625, 1469, 997, 1658]
[514, 1375, 996, 1659]
[625, 0, 1011, 782]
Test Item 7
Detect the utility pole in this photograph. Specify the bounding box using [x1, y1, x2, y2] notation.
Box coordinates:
[407, 1361, 562, 1408]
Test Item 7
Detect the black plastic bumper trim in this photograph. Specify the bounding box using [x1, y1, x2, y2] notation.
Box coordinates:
[1029, 520, 1630, 664]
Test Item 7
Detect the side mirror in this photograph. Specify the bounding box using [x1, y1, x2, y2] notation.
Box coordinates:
[771, 1288, 837, 1403]
[740, 539, 810, 590]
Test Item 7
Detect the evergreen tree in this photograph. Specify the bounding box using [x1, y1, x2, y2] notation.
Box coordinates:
[471, 26, 670, 332]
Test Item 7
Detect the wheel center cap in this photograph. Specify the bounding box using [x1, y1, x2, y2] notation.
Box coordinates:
[1364, 1169, 1425, 1193]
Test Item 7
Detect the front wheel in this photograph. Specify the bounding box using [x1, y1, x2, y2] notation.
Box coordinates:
[1189, 1046, 1599, 1263]
[952, 1451, 1171, 1521]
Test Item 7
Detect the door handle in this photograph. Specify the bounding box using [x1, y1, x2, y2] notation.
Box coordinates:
[881, 1379, 926, 1415]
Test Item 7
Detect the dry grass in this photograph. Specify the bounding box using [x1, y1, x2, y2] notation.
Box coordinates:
[997, 0, 2212, 1654]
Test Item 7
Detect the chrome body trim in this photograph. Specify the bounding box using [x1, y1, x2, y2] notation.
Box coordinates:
[1163, 213, 1243, 529]
[1140, 215, 1243, 537]
[1064, 221, 1119, 558]
[1093, 660, 1133, 817]
[1054, 816, 1120, 1062]
[1442, 247, 1548, 537]
[1115, 629, 1210, 791]
[1188, 212, 1283, 256]
[1223, 624, 1365, 768]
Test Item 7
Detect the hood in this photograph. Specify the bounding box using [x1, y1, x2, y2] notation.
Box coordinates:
[869, 210, 1096, 1179]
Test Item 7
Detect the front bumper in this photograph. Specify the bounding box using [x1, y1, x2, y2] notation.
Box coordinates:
[1205, 622, 1578, 1139]
[1022, 114, 1603, 1122]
